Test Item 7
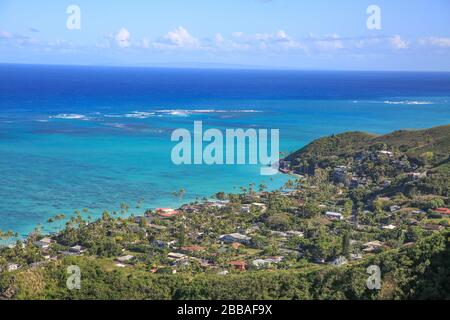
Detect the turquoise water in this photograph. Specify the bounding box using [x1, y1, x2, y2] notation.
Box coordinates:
[1, 65, 450, 237]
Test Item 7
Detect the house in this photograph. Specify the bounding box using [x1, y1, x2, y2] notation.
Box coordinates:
[329, 256, 348, 266]
[363, 240, 384, 253]
[422, 224, 444, 232]
[240, 204, 251, 213]
[168, 252, 187, 260]
[402, 242, 415, 248]
[313, 258, 326, 264]
[33, 237, 53, 249]
[156, 208, 179, 218]
[5, 263, 20, 272]
[245, 225, 260, 234]
[171, 258, 190, 268]
[116, 255, 134, 263]
[252, 256, 284, 268]
[382, 224, 397, 230]
[115, 263, 126, 268]
[434, 208, 450, 215]
[190, 257, 211, 268]
[350, 253, 363, 260]
[180, 204, 199, 214]
[287, 231, 304, 238]
[229, 260, 247, 271]
[217, 270, 229, 275]
[325, 211, 344, 221]
[219, 233, 251, 245]
[167, 240, 177, 247]
[252, 259, 271, 268]
[69, 245, 86, 254]
[181, 246, 206, 253]
[251, 203, 267, 212]
[270, 231, 288, 238]
[390, 205, 401, 213]
[408, 172, 427, 180]
[265, 256, 284, 264]
[211, 200, 229, 209]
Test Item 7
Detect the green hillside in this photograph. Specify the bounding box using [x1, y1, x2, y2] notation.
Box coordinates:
[286, 124, 450, 167]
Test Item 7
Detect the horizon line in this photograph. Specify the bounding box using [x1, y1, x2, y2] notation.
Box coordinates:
[1, 62, 450, 74]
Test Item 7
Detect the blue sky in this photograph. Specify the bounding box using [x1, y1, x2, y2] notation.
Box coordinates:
[0, 0, 449, 70]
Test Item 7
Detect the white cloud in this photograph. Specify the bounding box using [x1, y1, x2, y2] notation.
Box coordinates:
[258, 30, 305, 51]
[215, 33, 225, 44]
[232, 32, 244, 39]
[155, 26, 199, 49]
[419, 36, 450, 48]
[309, 34, 344, 51]
[390, 35, 408, 49]
[0, 30, 13, 39]
[141, 38, 150, 49]
[115, 28, 131, 48]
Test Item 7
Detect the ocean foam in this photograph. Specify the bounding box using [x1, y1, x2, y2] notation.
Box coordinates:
[155, 109, 262, 116]
[104, 112, 155, 119]
[124, 111, 155, 119]
[49, 114, 89, 120]
[383, 100, 434, 105]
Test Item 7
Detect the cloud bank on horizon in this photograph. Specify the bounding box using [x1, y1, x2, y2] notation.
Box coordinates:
[0, 0, 449, 71]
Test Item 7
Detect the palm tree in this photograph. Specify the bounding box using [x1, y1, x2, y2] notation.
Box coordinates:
[259, 183, 267, 193]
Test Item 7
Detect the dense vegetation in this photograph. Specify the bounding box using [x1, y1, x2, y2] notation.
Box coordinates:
[0, 231, 448, 300]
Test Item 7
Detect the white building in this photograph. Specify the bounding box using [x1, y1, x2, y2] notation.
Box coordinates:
[329, 256, 348, 266]
[33, 237, 53, 249]
[219, 233, 251, 245]
[6, 263, 20, 272]
[116, 255, 134, 263]
[325, 211, 344, 221]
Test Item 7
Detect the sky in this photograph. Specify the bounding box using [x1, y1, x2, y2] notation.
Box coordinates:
[0, 0, 449, 71]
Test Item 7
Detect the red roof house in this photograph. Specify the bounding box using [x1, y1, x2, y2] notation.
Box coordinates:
[229, 260, 247, 271]
[156, 208, 179, 218]
[435, 208, 450, 215]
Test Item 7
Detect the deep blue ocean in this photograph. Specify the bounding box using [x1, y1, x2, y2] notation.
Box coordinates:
[1, 64, 450, 238]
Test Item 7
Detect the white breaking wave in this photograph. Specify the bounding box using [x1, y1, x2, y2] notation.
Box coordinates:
[155, 109, 262, 115]
[353, 100, 436, 106]
[124, 111, 155, 119]
[383, 100, 434, 105]
[104, 111, 155, 119]
[50, 109, 262, 121]
[49, 114, 89, 120]
[104, 123, 127, 129]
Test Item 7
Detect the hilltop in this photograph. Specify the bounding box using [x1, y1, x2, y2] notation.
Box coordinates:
[284, 124, 450, 198]
[286, 124, 450, 167]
